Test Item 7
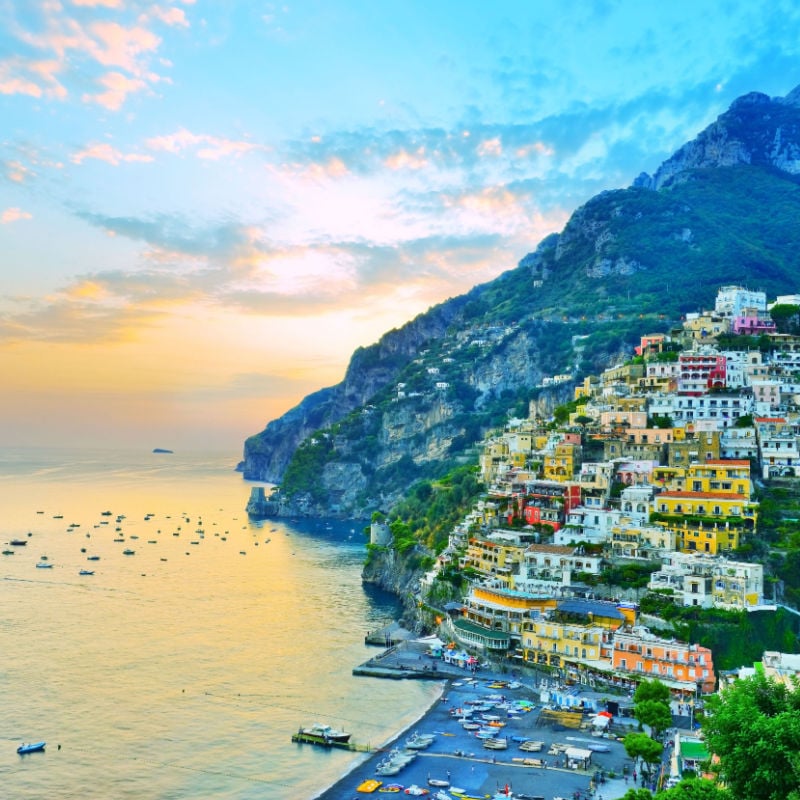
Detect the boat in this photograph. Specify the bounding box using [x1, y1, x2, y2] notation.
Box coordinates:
[299, 722, 351, 744]
[17, 742, 45, 754]
[87, 555, 100, 561]
[428, 777, 450, 787]
[36, 562, 53, 569]
[405, 731, 435, 749]
[482, 737, 508, 750]
[9, 539, 27, 546]
[79, 569, 95, 576]
[122, 549, 135, 555]
[518, 740, 543, 752]
[378, 785, 404, 793]
[357, 778, 383, 793]
[404, 787, 430, 796]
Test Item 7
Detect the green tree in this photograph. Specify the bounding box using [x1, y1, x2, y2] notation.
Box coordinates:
[617, 790, 652, 800]
[702, 673, 800, 800]
[635, 699, 673, 741]
[634, 678, 671, 705]
[770, 303, 800, 333]
[656, 778, 733, 799]
[623, 732, 664, 776]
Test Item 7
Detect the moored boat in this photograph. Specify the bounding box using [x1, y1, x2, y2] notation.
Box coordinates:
[17, 742, 45, 754]
[299, 722, 351, 744]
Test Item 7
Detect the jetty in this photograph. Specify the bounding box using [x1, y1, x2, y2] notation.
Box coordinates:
[291, 732, 371, 752]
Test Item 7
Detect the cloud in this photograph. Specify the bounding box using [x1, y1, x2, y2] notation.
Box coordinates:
[1, 207, 32, 224]
[145, 128, 262, 160]
[72, 142, 154, 165]
[145, 6, 190, 28]
[71, 0, 124, 7]
[4, 161, 34, 183]
[82, 70, 148, 110]
[1, 2, 182, 108]
[0, 57, 66, 99]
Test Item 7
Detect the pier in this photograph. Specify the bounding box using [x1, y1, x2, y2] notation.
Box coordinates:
[291, 732, 371, 752]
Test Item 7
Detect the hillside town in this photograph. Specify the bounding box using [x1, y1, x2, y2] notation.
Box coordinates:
[372, 286, 800, 710]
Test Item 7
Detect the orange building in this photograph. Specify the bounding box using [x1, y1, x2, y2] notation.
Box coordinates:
[612, 628, 715, 694]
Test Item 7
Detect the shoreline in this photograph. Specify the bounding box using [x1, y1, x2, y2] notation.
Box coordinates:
[311, 678, 448, 800]
[309, 639, 638, 800]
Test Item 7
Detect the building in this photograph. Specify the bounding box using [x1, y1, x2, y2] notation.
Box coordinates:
[678, 350, 727, 395]
[612, 628, 716, 694]
[648, 552, 764, 609]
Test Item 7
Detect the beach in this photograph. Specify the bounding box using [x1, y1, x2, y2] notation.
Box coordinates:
[312, 640, 636, 800]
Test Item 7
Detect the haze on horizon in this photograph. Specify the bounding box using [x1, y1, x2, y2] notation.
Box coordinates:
[2, 1, 798, 453]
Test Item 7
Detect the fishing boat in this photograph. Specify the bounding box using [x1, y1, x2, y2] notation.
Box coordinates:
[299, 722, 351, 744]
[482, 737, 508, 750]
[79, 569, 95, 576]
[17, 742, 45, 754]
[36, 562, 53, 569]
[122, 549, 135, 555]
[9, 539, 27, 546]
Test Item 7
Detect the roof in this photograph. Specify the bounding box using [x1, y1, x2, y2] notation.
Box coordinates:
[659, 491, 747, 500]
[557, 599, 625, 620]
[452, 618, 510, 642]
[525, 544, 575, 555]
[680, 740, 709, 760]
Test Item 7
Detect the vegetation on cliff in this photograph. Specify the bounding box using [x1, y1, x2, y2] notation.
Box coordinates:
[243, 86, 800, 519]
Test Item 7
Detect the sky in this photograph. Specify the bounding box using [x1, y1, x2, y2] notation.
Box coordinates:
[2, 1, 799, 454]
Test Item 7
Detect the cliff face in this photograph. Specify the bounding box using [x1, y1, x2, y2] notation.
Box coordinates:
[635, 89, 800, 190]
[242, 84, 800, 519]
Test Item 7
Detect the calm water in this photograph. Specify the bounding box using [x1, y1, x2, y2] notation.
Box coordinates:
[0, 448, 439, 799]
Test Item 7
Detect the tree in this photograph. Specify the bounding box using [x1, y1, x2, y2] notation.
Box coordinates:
[617, 790, 652, 800]
[635, 699, 673, 741]
[634, 678, 671, 705]
[769, 303, 800, 334]
[656, 778, 733, 799]
[623, 732, 663, 776]
[702, 673, 800, 800]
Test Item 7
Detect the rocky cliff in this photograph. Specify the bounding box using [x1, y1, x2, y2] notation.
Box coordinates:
[242, 84, 800, 519]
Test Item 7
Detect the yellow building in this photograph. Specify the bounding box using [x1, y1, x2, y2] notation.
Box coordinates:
[461, 536, 528, 586]
[461, 585, 557, 644]
[520, 598, 628, 675]
[653, 490, 757, 555]
[686, 460, 752, 498]
[543, 442, 581, 482]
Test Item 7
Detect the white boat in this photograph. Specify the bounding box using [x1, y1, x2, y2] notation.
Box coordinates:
[299, 722, 351, 744]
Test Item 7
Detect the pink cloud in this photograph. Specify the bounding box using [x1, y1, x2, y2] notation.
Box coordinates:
[5, 161, 34, 183]
[71, 0, 123, 7]
[0, 57, 66, 99]
[145, 6, 190, 28]
[82, 71, 147, 110]
[87, 21, 161, 75]
[145, 128, 260, 160]
[384, 148, 428, 171]
[1, 207, 33, 224]
[71, 142, 154, 165]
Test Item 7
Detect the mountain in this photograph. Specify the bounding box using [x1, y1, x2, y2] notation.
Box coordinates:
[241, 85, 800, 518]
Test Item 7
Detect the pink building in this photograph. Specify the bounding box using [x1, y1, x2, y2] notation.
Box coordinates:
[733, 316, 776, 335]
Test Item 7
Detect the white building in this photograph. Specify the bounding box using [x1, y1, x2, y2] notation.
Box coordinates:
[649, 552, 764, 609]
[715, 286, 767, 319]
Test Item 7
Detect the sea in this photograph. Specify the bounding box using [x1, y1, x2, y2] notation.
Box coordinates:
[0, 447, 440, 799]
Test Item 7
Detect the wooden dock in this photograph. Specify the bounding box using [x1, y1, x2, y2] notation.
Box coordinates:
[290, 732, 371, 752]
